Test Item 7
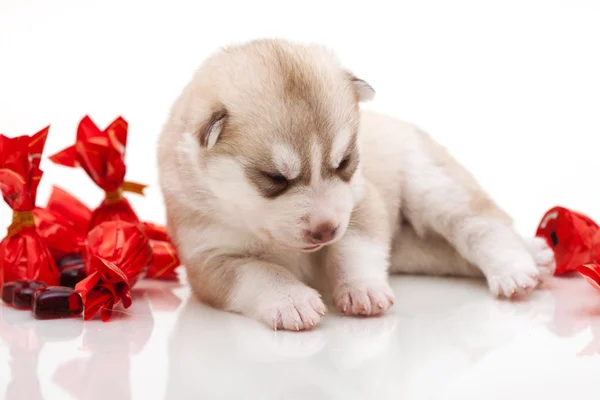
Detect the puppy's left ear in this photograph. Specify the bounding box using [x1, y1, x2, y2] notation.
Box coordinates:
[197, 106, 228, 150]
[348, 73, 375, 102]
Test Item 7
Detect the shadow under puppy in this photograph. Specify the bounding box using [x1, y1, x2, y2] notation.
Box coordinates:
[157, 39, 555, 331]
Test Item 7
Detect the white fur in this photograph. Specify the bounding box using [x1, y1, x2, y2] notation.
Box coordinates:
[228, 262, 326, 331]
[272, 143, 301, 179]
[330, 128, 351, 168]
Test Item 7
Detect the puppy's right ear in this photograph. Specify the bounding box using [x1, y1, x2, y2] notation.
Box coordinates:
[197, 106, 228, 150]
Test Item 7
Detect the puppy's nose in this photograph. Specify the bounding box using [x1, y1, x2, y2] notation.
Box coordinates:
[307, 222, 337, 244]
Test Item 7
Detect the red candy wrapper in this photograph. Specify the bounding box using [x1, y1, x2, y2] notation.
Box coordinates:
[49, 115, 146, 229]
[536, 206, 600, 292]
[146, 240, 179, 280]
[576, 264, 600, 293]
[536, 206, 600, 275]
[0, 127, 59, 287]
[142, 221, 173, 244]
[36, 187, 181, 280]
[33, 186, 91, 266]
[45, 186, 92, 236]
[75, 220, 153, 321]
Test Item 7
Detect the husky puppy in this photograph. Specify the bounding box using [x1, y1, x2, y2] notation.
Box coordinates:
[157, 39, 555, 331]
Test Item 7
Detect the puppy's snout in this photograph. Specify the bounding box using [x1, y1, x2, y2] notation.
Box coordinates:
[305, 222, 338, 244]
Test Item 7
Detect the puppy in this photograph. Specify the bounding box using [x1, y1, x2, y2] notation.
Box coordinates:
[157, 39, 556, 331]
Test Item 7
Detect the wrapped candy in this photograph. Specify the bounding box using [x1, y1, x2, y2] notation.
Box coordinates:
[536, 206, 600, 292]
[35, 186, 181, 280]
[49, 115, 145, 229]
[48, 116, 181, 279]
[75, 220, 153, 321]
[33, 186, 90, 268]
[146, 240, 179, 280]
[0, 127, 59, 287]
[44, 186, 92, 239]
[142, 221, 174, 244]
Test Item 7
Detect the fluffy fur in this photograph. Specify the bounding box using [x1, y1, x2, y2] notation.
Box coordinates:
[157, 39, 556, 331]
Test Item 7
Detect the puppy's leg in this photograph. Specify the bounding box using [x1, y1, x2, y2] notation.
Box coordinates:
[185, 253, 326, 331]
[325, 182, 395, 316]
[402, 130, 555, 298]
[390, 223, 482, 277]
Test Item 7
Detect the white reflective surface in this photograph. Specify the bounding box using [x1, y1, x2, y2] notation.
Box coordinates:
[1, 274, 599, 400]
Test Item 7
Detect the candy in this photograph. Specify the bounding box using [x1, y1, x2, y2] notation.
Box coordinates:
[50, 116, 145, 230]
[76, 221, 152, 321]
[536, 206, 599, 275]
[0, 127, 59, 287]
[59, 264, 87, 288]
[146, 240, 180, 280]
[1, 280, 47, 308]
[56, 255, 85, 268]
[32, 286, 83, 319]
[576, 264, 600, 293]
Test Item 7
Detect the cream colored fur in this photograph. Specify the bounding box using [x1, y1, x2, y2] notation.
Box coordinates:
[157, 39, 556, 331]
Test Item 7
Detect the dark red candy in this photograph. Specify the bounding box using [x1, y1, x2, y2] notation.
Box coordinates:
[59, 264, 87, 288]
[32, 286, 83, 319]
[1, 280, 47, 308]
[56, 254, 84, 269]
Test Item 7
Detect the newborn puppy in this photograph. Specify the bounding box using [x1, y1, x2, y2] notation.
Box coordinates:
[157, 39, 555, 331]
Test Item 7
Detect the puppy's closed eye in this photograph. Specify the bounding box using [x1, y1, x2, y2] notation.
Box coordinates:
[337, 157, 350, 171]
[264, 172, 289, 187]
[245, 170, 291, 198]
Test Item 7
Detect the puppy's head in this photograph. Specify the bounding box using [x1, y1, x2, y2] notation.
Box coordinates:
[182, 40, 374, 251]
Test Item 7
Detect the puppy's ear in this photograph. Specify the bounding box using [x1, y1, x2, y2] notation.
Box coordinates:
[347, 73, 375, 102]
[197, 106, 228, 150]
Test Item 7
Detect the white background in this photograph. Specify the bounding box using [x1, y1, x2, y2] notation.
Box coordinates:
[1, 0, 599, 234]
[1, 1, 600, 399]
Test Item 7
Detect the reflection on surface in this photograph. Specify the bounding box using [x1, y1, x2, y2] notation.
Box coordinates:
[0, 280, 181, 400]
[165, 296, 400, 400]
[3, 274, 600, 399]
[52, 291, 154, 400]
[163, 276, 563, 400]
[547, 275, 600, 355]
[0, 302, 83, 400]
[52, 280, 181, 400]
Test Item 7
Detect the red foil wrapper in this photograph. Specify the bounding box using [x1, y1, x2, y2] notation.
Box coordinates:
[45, 186, 92, 235]
[0, 127, 59, 287]
[536, 206, 600, 292]
[75, 221, 152, 321]
[49, 115, 146, 229]
[33, 186, 90, 266]
[142, 221, 173, 243]
[536, 206, 600, 275]
[576, 264, 600, 293]
[146, 240, 180, 280]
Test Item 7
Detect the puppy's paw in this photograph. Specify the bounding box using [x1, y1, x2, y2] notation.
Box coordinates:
[486, 263, 540, 299]
[259, 286, 327, 331]
[334, 280, 394, 316]
[523, 236, 556, 278]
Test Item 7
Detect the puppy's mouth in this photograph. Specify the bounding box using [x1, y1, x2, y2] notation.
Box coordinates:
[301, 244, 324, 252]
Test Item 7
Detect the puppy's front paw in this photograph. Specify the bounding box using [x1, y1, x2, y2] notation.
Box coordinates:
[334, 280, 394, 316]
[259, 286, 327, 331]
[486, 264, 540, 299]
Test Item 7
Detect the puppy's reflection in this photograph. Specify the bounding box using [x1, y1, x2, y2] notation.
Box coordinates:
[165, 295, 400, 400]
